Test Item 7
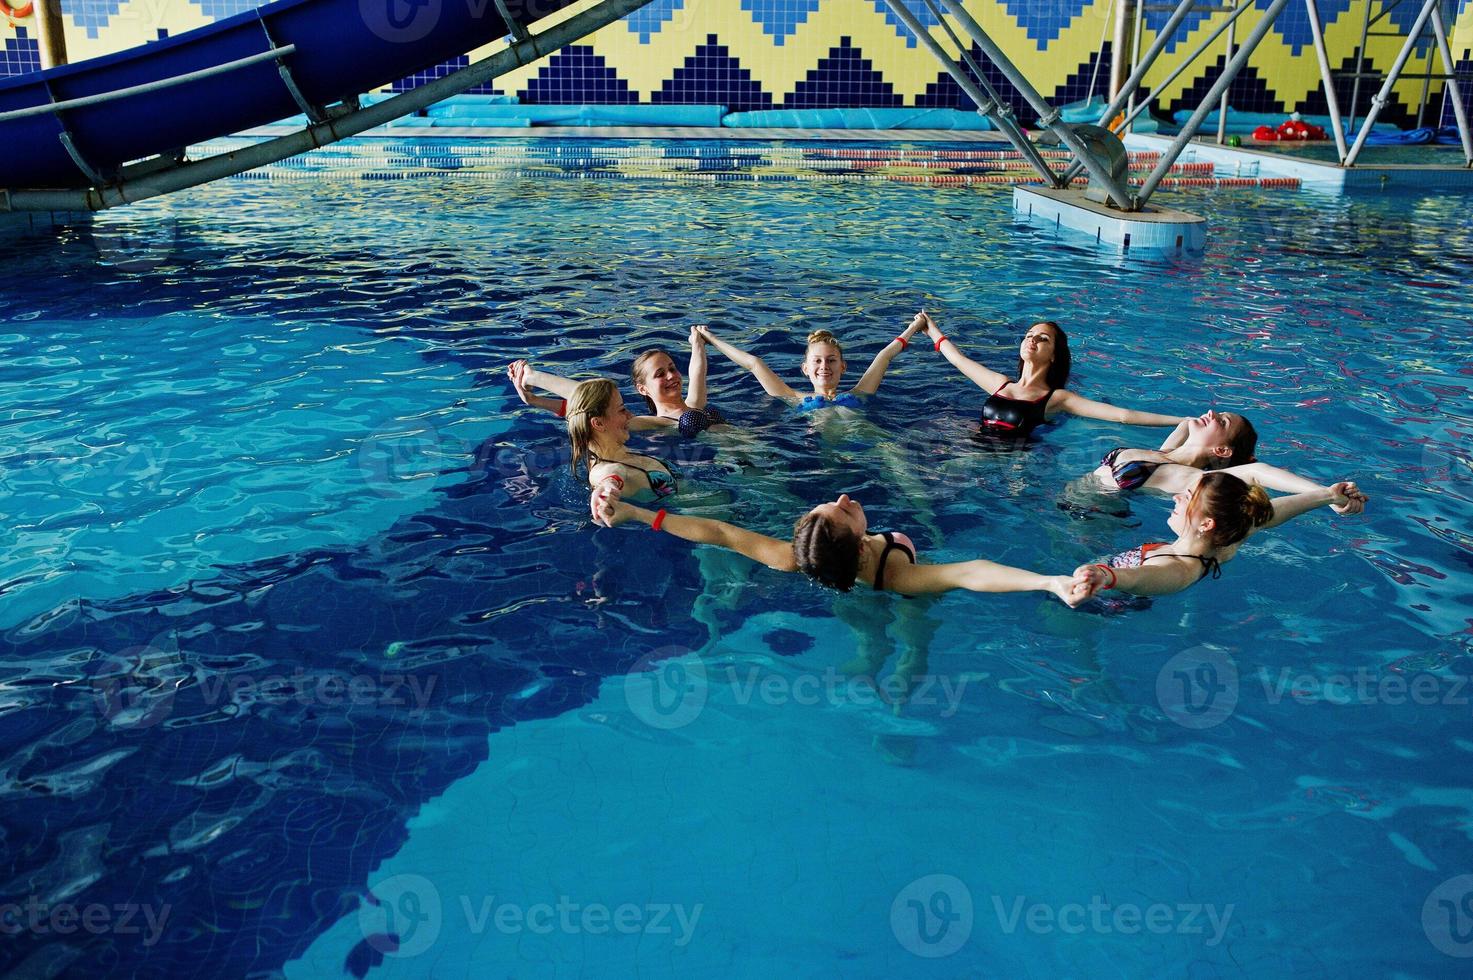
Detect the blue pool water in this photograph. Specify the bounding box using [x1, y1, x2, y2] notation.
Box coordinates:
[1, 142, 1471, 978]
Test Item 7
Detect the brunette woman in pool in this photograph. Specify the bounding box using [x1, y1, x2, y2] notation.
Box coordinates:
[919, 312, 1186, 437]
[695, 315, 927, 410]
[593, 493, 1079, 604]
[1067, 471, 1367, 601]
[1089, 408, 1372, 500]
[508, 326, 725, 436]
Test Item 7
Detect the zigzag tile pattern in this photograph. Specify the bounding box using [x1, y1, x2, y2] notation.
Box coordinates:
[1, 0, 1466, 126]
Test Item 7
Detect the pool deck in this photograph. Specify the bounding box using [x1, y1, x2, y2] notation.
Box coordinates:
[1123, 132, 1473, 192]
[240, 124, 1016, 143]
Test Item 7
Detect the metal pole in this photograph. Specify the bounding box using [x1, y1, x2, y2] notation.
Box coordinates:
[1347, 0, 1372, 133]
[1304, 0, 1349, 161]
[4, 0, 655, 211]
[1110, 0, 1132, 103]
[1344, 0, 1439, 165]
[1415, 42, 1432, 129]
[1066, 0, 1236, 183]
[894, 0, 1062, 184]
[1136, 0, 1291, 204]
[1126, 0, 1147, 125]
[34, 0, 69, 69]
[1217, 0, 1238, 144]
[1429, 0, 1473, 165]
[939, 0, 1136, 207]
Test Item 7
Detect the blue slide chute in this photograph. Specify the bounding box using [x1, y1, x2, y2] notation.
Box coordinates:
[0, 0, 582, 189]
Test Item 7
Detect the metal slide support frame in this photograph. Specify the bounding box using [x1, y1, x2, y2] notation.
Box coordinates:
[938, 0, 1136, 208]
[885, 0, 1061, 185]
[1217, 0, 1238, 144]
[1136, 0, 1291, 205]
[493, 0, 530, 41]
[1060, 0, 1201, 183]
[1343, 0, 1438, 166]
[1429, 0, 1473, 166]
[3, 0, 657, 211]
[258, 17, 324, 123]
[1303, 0, 1349, 161]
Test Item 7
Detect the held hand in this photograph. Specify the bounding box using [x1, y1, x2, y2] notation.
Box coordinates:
[1328, 481, 1368, 515]
[589, 478, 625, 526]
[690, 325, 708, 347]
[507, 360, 533, 404]
[920, 311, 942, 341]
[1046, 574, 1088, 609]
[1070, 563, 1111, 602]
[694, 324, 716, 344]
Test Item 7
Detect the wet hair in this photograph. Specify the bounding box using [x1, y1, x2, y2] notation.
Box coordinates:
[805, 329, 845, 363]
[1018, 321, 1071, 390]
[1192, 471, 1274, 547]
[791, 510, 862, 592]
[565, 378, 618, 478]
[1201, 414, 1259, 470]
[630, 349, 676, 414]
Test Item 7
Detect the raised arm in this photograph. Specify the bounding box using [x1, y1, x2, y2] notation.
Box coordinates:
[601, 502, 798, 572]
[922, 312, 1010, 394]
[850, 314, 926, 396]
[885, 557, 1077, 605]
[510, 360, 579, 400]
[507, 360, 570, 415]
[1051, 389, 1186, 427]
[687, 325, 709, 409]
[696, 326, 800, 402]
[1220, 462, 1328, 496]
[1257, 481, 1363, 531]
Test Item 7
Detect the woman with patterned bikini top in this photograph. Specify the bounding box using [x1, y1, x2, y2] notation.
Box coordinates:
[1068, 471, 1367, 602]
[563, 378, 686, 523]
[509, 326, 727, 439]
[1093, 409, 1371, 504]
[695, 316, 927, 413]
[917, 312, 1188, 439]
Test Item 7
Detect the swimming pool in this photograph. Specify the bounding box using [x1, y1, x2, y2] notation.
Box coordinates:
[1, 140, 1470, 977]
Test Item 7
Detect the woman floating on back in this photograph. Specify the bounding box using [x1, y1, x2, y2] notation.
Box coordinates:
[1069, 471, 1366, 601]
[697, 314, 926, 411]
[594, 492, 1079, 604]
[919, 312, 1186, 438]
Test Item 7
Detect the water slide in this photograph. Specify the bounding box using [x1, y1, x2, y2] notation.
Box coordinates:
[0, 0, 652, 210]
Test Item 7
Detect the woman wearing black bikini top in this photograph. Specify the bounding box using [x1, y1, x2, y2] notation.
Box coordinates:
[918, 312, 1187, 438]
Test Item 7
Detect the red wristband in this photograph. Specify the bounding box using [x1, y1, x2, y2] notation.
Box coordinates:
[893, 335, 909, 350]
[600, 474, 625, 491]
[934, 335, 949, 352]
[556, 399, 568, 418]
[651, 509, 668, 532]
[1093, 563, 1117, 590]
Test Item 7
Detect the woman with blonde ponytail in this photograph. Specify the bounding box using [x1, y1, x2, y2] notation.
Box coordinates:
[1068, 470, 1367, 601]
[563, 378, 684, 522]
[695, 314, 927, 410]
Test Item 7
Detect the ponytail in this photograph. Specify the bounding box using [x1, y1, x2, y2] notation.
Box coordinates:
[565, 378, 617, 479]
[1194, 471, 1274, 547]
